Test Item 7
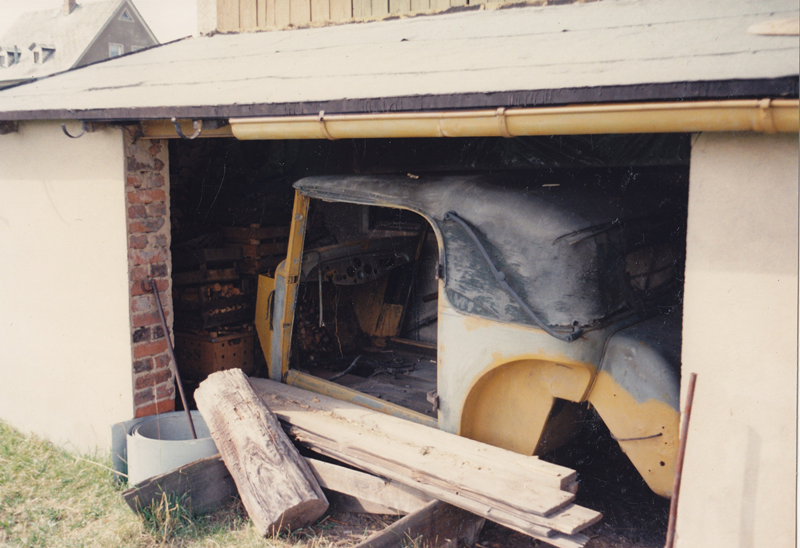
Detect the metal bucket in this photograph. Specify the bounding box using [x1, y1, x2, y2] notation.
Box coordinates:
[126, 411, 217, 486]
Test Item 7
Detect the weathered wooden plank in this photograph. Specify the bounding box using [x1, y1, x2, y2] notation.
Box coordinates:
[371, 0, 389, 16]
[389, 0, 411, 14]
[306, 458, 432, 515]
[256, 0, 268, 27]
[449, 0, 466, 7]
[174, 268, 239, 286]
[352, 0, 370, 18]
[409, 0, 429, 12]
[329, 0, 351, 21]
[122, 455, 238, 516]
[248, 378, 601, 540]
[196, 370, 328, 535]
[275, 0, 291, 26]
[354, 500, 485, 548]
[223, 225, 291, 240]
[240, 0, 258, 29]
[430, 0, 449, 10]
[216, 0, 241, 31]
[311, 0, 330, 21]
[173, 247, 242, 270]
[226, 241, 288, 258]
[290, 0, 312, 25]
[265, 0, 277, 27]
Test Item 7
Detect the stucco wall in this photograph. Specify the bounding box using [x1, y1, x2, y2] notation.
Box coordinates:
[0, 121, 132, 453]
[677, 133, 798, 547]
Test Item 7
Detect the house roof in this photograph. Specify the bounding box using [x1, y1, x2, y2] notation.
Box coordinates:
[0, 0, 797, 121]
[0, 0, 156, 85]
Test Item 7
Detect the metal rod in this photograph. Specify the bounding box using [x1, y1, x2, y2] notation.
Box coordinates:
[143, 279, 197, 439]
[664, 372, 698, 548]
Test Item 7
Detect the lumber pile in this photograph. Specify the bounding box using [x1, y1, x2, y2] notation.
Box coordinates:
[131, 369, 599, 547]
[248, 376, 600, 548]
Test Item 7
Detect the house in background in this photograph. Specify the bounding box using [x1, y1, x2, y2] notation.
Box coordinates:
[0, 0, 158, 89]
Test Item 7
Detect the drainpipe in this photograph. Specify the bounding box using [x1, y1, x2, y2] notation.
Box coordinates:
[229, 99, 799, 140]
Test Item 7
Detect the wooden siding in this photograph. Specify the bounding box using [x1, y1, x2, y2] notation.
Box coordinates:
[212, 0, 534, 30]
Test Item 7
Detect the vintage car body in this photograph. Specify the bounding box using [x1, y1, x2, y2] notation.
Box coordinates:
[256, 173, 683, 497]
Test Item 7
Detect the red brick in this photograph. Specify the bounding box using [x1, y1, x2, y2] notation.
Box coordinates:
[129, 217, 165, 233]
[133, 387, 154, 407]
[129, 266, 149, 282]
[148, 173, 166, 188]
[149, 143, 163, 157]
[127, 205, 147, 219]
[130, 295, 152, 314]
[132, 327, 151, 343]
[133, 357, 154, 374]
[134, 368, 173, 390]
[156, 383, 175, 400]
[132, 312, 160, 329]
[133, 339, 168, 358]
[150, 262, 168, 277]
[152, 234, 168, 248]
[153, 159, 165, 172]
[130, 278, 168, 296]
[130, 249, 166, 266]
[129, 235, 148, 249]
[146, 203, 167, 217]
[154, 353, 171, 369]
[127, 175, 142, 188]
[134, 398, 174, 418]
[127, 189, 166, 204]
[152, 325, 166, 340]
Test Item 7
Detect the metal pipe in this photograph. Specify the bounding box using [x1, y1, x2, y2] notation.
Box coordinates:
[664, 372, 698, 548]
[142, 279, 197, 439]
[230, 99, 798, 140]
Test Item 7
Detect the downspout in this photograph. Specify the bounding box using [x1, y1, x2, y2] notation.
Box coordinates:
[229, 99, 799, 140]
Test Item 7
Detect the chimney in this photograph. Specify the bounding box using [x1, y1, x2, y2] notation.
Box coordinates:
[63, 0, 77, 15]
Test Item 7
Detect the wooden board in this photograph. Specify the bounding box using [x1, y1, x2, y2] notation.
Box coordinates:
[223, 226, 291, 241]
[249, 378, 600, 541]
[173, 247, 242, 270]
[122, 455, 238, 515]
[306, 457, 432, 515]
[195, 370, 328, 535]
[174, 268, 239, 286]
[226, 241, 288, 258]
[354, 500, 484, 548]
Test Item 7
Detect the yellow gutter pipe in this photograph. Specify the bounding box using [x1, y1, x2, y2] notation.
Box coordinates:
[230, 99, 799, 140]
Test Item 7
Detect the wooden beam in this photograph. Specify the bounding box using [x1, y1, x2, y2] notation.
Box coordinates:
[354, 500, 484, 548]
[195, 370, 328, 535]
[307, 457, 432, 515]
[249, 377, 601, 543]
[122, 455, 238, 515]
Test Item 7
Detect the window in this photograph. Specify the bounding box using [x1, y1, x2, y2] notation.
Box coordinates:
[119, 9, 133, 21]
[33, 51, 40, 63]
[131, 45, 144, 52]
[0, 55, 5, 68]
[109, 43, 123, 57]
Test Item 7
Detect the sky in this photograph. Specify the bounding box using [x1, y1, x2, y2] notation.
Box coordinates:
[0, 0, 198, 43]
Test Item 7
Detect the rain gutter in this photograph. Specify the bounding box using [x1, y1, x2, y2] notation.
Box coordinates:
[228, 99, 799, 140]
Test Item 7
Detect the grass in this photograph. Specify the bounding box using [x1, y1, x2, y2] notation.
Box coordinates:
[0, 421, 382, 548]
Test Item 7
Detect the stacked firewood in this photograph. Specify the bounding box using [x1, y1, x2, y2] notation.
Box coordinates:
[294, 298, 336, 363]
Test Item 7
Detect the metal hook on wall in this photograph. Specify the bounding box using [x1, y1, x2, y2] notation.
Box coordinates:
[61, 121, 86, 138]
[171, 117, 203, 140]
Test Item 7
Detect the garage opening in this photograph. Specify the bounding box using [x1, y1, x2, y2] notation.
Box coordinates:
[165, 133, 690, 547]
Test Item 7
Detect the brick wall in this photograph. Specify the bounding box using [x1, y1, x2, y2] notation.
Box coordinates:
[124, 129, 176, 418]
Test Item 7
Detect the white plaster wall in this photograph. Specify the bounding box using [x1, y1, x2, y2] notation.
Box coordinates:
[677, 133, 798, 548]
[0, 121, 132, 453]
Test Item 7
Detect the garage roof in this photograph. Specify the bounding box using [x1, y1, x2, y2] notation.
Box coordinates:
[0, 0, 797, 121]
